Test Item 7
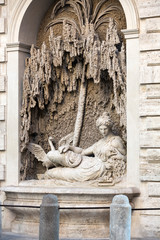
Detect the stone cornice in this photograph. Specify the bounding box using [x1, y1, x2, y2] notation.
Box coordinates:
[7, 42, 31, 53]
[121, 29, 139, 39]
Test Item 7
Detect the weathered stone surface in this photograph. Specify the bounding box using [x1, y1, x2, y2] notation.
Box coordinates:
[140, 99, 160, 116]
[145, 18, 160, 33]
[140, 85, 160, 100]
[140, 148, 160, 163]
[0, 48, 5, 62]
[0, 105, 5, 121]
[39, 194, 59, 240]
[140, 131, 160, 148]
[0, 76, 5, 92]
[110, 195, 131, 240]
[0, 18, 5, 33]
[148, 183, 160, 197]
[140, 51, 160, 66]
[140, 163, 160, 181]
[140, 34, 160, 51]
[0, 164, 5, 180]
[140, 66, 160, 84]
[140, 117, 160, 132]
[0, 135, 5, 150]
[140, 175, 160, 182]
[139, 198, 160, 211]
[140, 215, 160, 238]
[139, 2, 160, 18]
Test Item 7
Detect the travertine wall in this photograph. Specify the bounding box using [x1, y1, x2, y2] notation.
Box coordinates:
[0, 0, 7, 181]
[138, 0, 160, 237]
[0, 0, 160, 238]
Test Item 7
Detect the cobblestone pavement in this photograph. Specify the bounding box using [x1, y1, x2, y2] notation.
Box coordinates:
[2, 233, 160, 240]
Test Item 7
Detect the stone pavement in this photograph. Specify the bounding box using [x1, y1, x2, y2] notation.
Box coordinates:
[1, 232, 38, 240]
[1, 232, 160, 240]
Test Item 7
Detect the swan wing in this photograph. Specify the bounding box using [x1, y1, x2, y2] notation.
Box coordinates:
[27, 143, 48, 162]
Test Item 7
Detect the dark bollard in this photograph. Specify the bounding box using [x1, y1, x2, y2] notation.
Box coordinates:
[110, 195, 131, 240]
[39, 194, 59, 240]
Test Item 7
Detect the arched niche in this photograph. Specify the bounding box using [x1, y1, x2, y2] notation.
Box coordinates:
[6, 0, 139, 186]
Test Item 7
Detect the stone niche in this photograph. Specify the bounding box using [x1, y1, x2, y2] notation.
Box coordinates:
[20, 0, 127, 184]
[4, 0, 140, 238]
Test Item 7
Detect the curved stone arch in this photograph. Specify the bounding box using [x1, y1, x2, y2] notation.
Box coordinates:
[8, 0, 139, 44]
[8, 0, 53, 44]
[120, 0, 139, 29]
[6, 0, 140, 186]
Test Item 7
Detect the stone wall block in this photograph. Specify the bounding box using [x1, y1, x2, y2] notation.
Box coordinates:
[140, 99, 160, 116]
[0, 48, 6, 62]
[0, 18, 5, 33]
[140, 163, 160, 180]
[140, 51, 160, 66]
[140, 34, 160, 51]
[0, 105, 5, 120]
[140, 66, 160, 84]
[140, 148, 160, 163]
[140, 215, 160, 237]
[145, 18, 160, 33]
[140, 84, 160, 99]
[0, 164, 5, 180]
[0, 135, 5, 150]
[0, 76, 5, 92]
[140, 131, 160, 148]
[139, 3, 160, 18]
[140, 116, 160, 131]
[148, 183, 160, 197]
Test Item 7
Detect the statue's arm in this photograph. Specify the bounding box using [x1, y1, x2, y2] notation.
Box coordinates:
[69, 146, 83, 154]
[58, 145, 83, 154]
[67, 145, 94, 155]
[59, 143, 94, 155]
[81, 145, 94, 156]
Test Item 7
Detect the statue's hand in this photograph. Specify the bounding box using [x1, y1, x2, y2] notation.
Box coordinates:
[58, 144, 70, 153]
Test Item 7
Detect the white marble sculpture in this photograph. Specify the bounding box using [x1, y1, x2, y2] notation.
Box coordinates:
[28, 112, 126, 185]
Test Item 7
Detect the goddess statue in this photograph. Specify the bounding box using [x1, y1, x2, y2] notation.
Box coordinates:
[28, 112, 126, 185]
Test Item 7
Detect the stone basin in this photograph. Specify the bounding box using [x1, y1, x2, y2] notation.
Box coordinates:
[2, 180, 140, 239]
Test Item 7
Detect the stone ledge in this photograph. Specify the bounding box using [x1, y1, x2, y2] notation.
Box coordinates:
[4, 182, 140, 194]
[2, 184, 140, 208]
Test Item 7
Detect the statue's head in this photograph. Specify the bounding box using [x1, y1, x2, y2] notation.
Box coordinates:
[96, 112, 113, 137]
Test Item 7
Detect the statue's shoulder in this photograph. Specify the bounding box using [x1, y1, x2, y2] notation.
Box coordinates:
[110, 135, 124, 147]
